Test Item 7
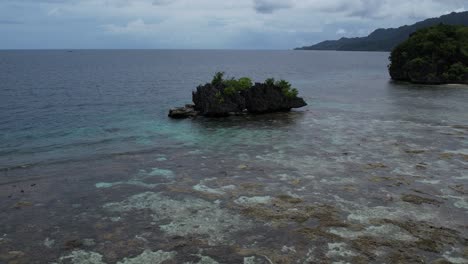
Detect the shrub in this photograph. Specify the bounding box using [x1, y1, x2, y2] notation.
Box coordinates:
[275, 79, 299, 98]
[275, 79, 291, 90]
[238, 77, 253, 90]
[443, 62, 468, 81]
[209, 73, 300, 100]
[223, 77, 252, 96]
[287, 88, 299, 98]
[211, 72, 225, 86]
[265, 78, 275, 87]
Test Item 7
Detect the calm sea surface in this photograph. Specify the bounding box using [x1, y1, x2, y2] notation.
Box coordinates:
[0, 50, 467, 263]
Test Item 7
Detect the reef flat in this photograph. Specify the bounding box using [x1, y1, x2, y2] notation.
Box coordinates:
[1, 111, 467, 264]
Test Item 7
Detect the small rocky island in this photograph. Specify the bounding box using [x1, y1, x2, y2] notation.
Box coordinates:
[169, 72, 307, 118]
[389, 24, 468, 84]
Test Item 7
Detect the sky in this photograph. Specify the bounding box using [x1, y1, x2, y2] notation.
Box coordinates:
[0, 0, 466, 49]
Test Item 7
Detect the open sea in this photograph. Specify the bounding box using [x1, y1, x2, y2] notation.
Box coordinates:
[0, 50, 467, 263]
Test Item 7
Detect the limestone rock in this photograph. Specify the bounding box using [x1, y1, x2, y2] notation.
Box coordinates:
[242, 83, 307, 113]
[192, 84, 245, 117]
[168, 104, 198, 119]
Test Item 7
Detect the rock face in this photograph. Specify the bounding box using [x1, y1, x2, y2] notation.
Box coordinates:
[192, 84, 245, 117]
[191, 83, 306, 117]
[242, 83, 307, 113]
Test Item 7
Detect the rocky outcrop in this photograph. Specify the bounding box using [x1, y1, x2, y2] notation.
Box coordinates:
[389, 24, 468, 84]
[169, 75, 307, 118]
[242, 83, 307, 113]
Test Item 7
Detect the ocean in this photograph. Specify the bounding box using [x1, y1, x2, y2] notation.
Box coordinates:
[0, 50, 467, 263]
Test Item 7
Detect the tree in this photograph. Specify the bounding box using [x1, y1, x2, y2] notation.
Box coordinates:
[389, 24, 468, 84]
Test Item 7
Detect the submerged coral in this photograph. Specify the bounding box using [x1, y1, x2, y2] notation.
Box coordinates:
[54, 250, 176, 264]
[103, 192, 252, 245]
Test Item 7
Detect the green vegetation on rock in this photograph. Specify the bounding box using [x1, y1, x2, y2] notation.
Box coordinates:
[389, 24, 468, 84]
[211, 71, 225, 86]
[211, 72, 253, 96]
[223, 77, 253, 95]
[265, 78, 275, 87]
[209, 72, 300, 98]
[274, 79, 299, 98]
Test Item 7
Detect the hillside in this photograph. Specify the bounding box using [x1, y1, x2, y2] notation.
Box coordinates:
[389, 24, 468, 84]
[295, 11, 468, 52]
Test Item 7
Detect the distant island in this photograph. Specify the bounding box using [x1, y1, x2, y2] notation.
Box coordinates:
[169, 73, 307, 118]
[389, 24, 468, 84]
[295, 11, 468, 52]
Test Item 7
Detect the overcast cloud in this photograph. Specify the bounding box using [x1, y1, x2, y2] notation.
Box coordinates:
[0, 0, 465, 49]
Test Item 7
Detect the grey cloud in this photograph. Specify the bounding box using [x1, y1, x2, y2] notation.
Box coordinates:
[152, 0, 173, 5]
[0, 0, 466, 49]
[254, 0, 293, 14]
[340, 0, 464, 19]
[0, 20, 23, 25]
[348, 1, 387, 19]
[8, 0, 76, 2]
